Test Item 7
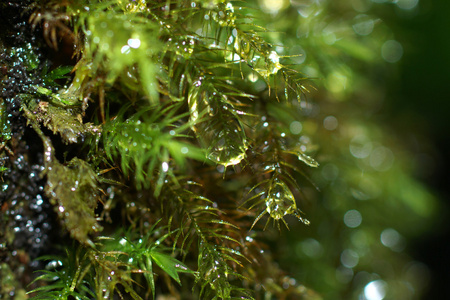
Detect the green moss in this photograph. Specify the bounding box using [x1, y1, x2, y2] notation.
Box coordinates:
[24, 99, 101, 144]
[1, 0, 438, 299]
[44, 157, 102, 245]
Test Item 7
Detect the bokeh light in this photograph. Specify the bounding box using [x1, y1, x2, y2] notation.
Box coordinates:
[381, 40, 403, 63]
[364, 280, 387, 300]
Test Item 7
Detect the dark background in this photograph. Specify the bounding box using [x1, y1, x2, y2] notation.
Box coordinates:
[390, 0, 450, 297]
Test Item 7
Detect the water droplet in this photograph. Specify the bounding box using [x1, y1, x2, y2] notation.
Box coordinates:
[266, 178, 297, 219]
[188, 83, 247, 166]
[297, 152, 319, 167]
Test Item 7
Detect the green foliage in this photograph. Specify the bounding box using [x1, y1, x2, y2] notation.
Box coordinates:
[188, 79, 249, 166]
[102, 103, 205, 193]
[44, 157, 103, 245]
[20, 110, 103, 245]
[23, 99, 101, 144]
[81, 10, 161, 103]
[106, 222, 193, 295]
[28, 249, 95, 300]
[0, 0, 438, 299]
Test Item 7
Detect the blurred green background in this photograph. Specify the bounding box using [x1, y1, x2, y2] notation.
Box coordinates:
[392, 0, 450, 298]
[254, 0, 450, 298]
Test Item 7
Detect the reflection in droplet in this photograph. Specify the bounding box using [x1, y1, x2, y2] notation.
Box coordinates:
[364, 280, 387, 300]
[340, 249, 359, 268]
[352, 14, 375, 36]
[323, 115, 338, 130]
[381, 40, 403, 63]
[344, 209, 362, 228]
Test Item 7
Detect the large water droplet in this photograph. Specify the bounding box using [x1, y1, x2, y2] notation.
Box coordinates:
[266, 178, 297, 219]
[188, 82, 247, 167]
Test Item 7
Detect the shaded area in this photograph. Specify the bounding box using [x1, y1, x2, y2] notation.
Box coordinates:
[387, 0, 450, 297]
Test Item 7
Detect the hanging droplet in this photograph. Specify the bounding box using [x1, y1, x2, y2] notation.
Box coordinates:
[266, 178, 297, 219]
[264, 178, 310, 226]
[297, 151, 319, 167]
[234, 32, 251, 60]
[188, 82, 248, 167]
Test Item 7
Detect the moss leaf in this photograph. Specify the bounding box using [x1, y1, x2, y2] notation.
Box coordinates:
[45, 158, 102, 245]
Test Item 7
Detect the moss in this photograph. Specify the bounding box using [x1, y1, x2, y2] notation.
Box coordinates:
[24, 99, 101, 144]
[0, 0, 437, 299]
[44, 157, 102, 246]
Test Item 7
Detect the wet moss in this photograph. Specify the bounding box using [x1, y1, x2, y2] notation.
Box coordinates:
[24, 99, 101, 144]
[44, 157, 103, 246]
[1, 1, 320, 299]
